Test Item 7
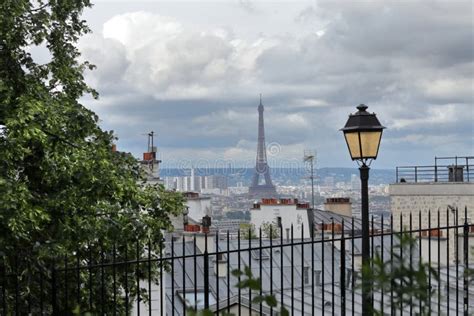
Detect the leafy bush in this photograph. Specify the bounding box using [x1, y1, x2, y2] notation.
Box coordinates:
[361, 233, 438, 315]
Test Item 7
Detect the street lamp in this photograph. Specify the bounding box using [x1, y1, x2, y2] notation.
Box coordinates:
[341, 104, 385, 315]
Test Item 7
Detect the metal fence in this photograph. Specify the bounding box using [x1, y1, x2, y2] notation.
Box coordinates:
[396, 156, 474, 183]
[1, 208, 474, 315]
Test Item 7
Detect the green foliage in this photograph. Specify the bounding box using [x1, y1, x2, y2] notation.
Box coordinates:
[361, 233, 438, 315]
[261, 221, 280, 239]
[465, 246, 474, 284]
[239, 223, 257, 240]
[0, 0, 184, 313]
[232, 267, 288, 316]
[186, 309, 217, 316]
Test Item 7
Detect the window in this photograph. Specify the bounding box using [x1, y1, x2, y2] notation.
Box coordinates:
[276, 216, 282, 227]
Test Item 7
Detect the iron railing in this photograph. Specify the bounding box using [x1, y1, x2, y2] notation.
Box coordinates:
[1, 208, 474, 315]
[396, 156, 474, 183]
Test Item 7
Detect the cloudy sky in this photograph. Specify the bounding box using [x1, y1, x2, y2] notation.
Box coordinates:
[79, 0, 473, 169]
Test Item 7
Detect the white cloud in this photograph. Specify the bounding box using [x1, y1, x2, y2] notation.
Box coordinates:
[84, 12, 281, 100]
[390, 104, 460, 129]
[419, 78, 474, 101]
[103, 12, 182, 49]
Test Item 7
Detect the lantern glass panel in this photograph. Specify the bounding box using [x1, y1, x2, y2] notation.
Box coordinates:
[360, 131, 382, 159]
[344, 132, 362, 160]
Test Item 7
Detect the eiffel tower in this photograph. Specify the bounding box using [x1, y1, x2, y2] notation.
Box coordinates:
[248, 96, 277, 198]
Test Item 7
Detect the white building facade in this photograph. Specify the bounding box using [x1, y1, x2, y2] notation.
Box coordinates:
[250, 198, 312, 239]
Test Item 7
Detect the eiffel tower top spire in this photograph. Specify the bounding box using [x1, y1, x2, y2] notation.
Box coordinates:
[256, 95, 266, 163]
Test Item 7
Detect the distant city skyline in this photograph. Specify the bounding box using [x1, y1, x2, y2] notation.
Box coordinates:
[75, 1, 472, 168]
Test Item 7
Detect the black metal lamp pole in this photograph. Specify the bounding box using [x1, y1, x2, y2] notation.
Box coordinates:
[359, 163, 371, 315]
[341, 104, 385, 315]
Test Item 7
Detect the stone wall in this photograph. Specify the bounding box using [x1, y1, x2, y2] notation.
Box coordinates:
[389, 182, 474, 265]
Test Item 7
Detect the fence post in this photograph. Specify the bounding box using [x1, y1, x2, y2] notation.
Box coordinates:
[14, 254, 19, 316]
[340, 220, 346, 316]
[466, 157, 470, 182]
[204, 234, 210, 310]
[1, 260, 5, 315]
[463, 207, 469, 316]
[415, 166, 418, 182]
[52, 260, 57, 316]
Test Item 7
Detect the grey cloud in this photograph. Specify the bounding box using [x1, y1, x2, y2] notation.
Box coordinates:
[80, 2, 473, 168]
[329, 2, 471, 61]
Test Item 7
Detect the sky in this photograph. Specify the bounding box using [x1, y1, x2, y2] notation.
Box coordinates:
[77, 0, 474, 169]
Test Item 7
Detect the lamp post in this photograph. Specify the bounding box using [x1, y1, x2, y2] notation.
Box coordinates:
[341, 104, 385, 315]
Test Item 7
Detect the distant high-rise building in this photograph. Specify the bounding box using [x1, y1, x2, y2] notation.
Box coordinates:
[176, 177, 184, 191]
[203, 175, 228, 190]
[164, 177, 177, 190]
[351, 174, 360, 191]
[190, 168, 196, 191]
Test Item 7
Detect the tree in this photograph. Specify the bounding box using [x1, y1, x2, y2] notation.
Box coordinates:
[240, 223, 257, 240]
[261, 221, 280, 239]
[0, 0, 184, 313]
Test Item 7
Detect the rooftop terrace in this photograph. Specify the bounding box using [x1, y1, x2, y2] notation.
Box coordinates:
[396, 156, 473, 183]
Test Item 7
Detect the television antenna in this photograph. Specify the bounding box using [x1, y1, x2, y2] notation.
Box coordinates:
[303, 149, 317, 210]
[142, 131, 157, 171]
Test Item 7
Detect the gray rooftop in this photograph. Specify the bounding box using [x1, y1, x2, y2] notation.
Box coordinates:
[160, 235, 473, 315]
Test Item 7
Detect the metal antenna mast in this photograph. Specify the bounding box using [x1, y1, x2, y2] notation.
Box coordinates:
[303, 150, 317, 210]
[148, 131, 155, 153]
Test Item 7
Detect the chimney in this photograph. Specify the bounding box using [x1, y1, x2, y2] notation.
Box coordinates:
[202, 215, 211, 234]
[448, 165, 464, 182]
[192, 231, 215, 254]
[324, 197, 352, 217]
[183, 206, 189, 229]
[214, 252, 227, 278]
[184, 215, 214, 254]
[353, 254, 362, 271]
